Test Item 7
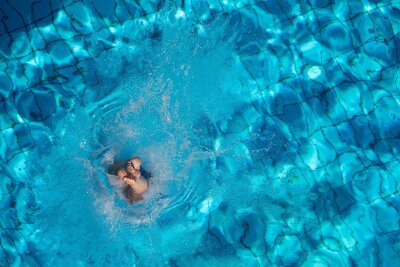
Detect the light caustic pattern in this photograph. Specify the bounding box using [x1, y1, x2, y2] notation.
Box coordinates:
[28, 14, 248, 266]
[1, 0, 400, 266]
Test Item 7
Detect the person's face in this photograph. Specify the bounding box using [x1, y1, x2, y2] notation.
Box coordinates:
[126, 163, 140, 178]
[127, 158, 141, 170]
[126, 162, 135, 172]
[127, 165, 134, 173]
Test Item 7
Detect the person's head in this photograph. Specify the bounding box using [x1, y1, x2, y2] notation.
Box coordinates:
[130, 157, 142, 170]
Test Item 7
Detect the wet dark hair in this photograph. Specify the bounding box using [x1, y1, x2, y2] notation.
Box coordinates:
[108, 160, 128, 176]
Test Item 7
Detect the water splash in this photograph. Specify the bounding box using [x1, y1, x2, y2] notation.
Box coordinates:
[27, 10, 250, 263]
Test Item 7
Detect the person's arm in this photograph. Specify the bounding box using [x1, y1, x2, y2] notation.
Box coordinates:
[124, 176, 148, 194]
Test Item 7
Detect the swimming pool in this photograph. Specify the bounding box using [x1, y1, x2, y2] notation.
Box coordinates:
[1, 0, 400, 265]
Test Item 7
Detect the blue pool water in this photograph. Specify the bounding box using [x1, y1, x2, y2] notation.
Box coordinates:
[1, 0, 400, 266]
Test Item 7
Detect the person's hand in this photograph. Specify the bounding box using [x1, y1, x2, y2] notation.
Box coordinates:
[123, 177, 135, 186]
[117, 169, 128, 178]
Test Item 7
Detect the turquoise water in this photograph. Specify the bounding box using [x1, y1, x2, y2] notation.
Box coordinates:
[1, 0, 400, 266]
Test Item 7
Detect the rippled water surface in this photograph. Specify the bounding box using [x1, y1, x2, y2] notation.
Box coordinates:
[1, 0, 400, 266]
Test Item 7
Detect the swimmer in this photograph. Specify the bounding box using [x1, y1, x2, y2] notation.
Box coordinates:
[116, 157, 148, 203]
